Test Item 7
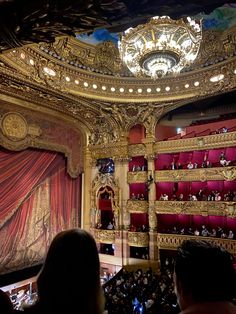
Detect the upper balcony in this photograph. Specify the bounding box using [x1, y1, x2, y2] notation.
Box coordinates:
[154, 166, 236, 182]
[154, 201, 236, 217]
[92, 229, 116, 244]
[156, 233, 236, 255]
[127, 171, 148, 184]
[126, 199, 149, 213]
[128, 232, 149, 247]
[154, 131, 236, 154]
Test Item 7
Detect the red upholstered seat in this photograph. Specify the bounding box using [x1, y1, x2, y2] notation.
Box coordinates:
[195, 129, 211, 137]
[167, 133, 181, 140]
[181, 131, 195, 139]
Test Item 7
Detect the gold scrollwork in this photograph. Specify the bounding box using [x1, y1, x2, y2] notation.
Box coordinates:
[128, 232, 149, 247]
[126, 200, 149, 213]
[93, 229, 116, 244]
[127, 171, 148, 184]
[155, 166, 236, 182]
[1, 112, 28, 141]
[156, 233, 236, 254]
[154, 201, 236, 218]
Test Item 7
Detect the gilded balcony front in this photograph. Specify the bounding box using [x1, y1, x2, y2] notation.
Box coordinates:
[127, 171, 148, 183]
[155, 166, 236, 182]
[93, 229, 116, 244]
[126, 199, 149, 213]
[128, 232, 149, 247]
[154, 131, 236, 154]
[156, 233, 236, 254]
[154, 201, 236, 217]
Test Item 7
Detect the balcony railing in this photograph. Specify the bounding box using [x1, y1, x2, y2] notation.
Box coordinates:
[154, 131, 236, 153]
[127, 171, 148, 184]
[154, 201, 236, 217]
[126, 199, 149, 213]
[155, 166, 236, 182]
[128, 232, 149, 247]
[93, 229, 116, 244]
[156, 233, 236, 254]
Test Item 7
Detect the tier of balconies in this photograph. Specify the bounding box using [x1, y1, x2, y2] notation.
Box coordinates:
[154, 201, 236, 217]
[156, 233, 236, 254]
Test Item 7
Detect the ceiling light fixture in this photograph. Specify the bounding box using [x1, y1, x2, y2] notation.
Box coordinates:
[118, 16, 202, 79]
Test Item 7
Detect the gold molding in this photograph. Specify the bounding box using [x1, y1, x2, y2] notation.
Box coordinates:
[127, 171, 148, 184]
[93, 229, 116, 244]
[128, 232, 149, 247]
[128, 144, 146, 157]
[154, 201, 236, 217]
[156, 233, 236, 254]
[154, 131, 236, 153]
[1, 25, 236, 103]
[126, 200, 149, 213]
[155, 166, 236, 182]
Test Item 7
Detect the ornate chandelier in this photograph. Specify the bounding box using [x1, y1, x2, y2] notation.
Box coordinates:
[118, 16, 202, 79]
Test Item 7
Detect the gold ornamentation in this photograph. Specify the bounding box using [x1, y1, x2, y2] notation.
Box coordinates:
[127, 171, 148, 184]
[156, 233, 236, 254]
[128, 232, 149, 247]
[155, 166, 236, 182]
[1, 112, 28, 140]
[126, 200, 149, 213]
[154, 201, 236, 218]
[129, 144, 146, 157]
[154, 131, 236, 153]
[93, 229, 116, 244]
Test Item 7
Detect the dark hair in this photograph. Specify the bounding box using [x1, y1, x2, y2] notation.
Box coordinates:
[175, 240, 235, 302]
[34, 229, 104, 314]
[0, 289, 13, 314]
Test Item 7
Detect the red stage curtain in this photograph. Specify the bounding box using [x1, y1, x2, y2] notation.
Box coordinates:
[0, 149, 63, 227]
[0, 148, 81, 274]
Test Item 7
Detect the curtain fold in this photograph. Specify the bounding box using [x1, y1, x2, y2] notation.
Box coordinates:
[0, 148, 81, 274]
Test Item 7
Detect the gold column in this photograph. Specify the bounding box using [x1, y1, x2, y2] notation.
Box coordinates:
[83, 146, 92, 231]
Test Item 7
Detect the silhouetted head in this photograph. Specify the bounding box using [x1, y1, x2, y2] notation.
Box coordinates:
[174, 240, 235, 311]
[0, 289, 13, 314]
[37, 229, 104, 314]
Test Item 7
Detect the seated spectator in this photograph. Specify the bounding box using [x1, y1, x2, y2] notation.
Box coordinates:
[23, 229, 104, 314]
[107, 222, 114, 230]
[170, 160, 177, 170]
[0, 289, 14, 314]
[193, 162, 198, 169]
[219, 152, 230, 166]
[187, 161, 194, 169]
[177, 193, 184, 201]
[174, 239, 236, 314]
[228, 230, 234, 239]
[163, 194, 169, 201]
[177, 163, 183, 169]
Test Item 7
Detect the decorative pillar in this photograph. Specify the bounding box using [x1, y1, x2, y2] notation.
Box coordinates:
[114, 157, 130, 261]
[83, 146, 93, 231]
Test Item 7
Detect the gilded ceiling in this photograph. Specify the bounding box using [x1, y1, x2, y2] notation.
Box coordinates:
[0, 0, 236, 155]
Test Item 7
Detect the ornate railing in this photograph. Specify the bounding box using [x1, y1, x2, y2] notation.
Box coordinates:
[128, 232, 149, 247]
[127, 171, 148, 183]
[155, 166, 236, 182]
[154, 201, 236, 217]
[154, 132, 236, 154]
[93, 229, 116, 244]
[126, 199, 149, 213]
[156, 233, 236, 254]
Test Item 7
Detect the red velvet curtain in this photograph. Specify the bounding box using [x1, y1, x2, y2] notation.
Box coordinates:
[0, 148, 81, 274]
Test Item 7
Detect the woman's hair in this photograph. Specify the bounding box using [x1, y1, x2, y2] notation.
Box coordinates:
[36, 229, 104, 314]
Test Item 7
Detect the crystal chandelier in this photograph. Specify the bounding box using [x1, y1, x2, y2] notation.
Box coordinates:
[118, 16, 202, 79]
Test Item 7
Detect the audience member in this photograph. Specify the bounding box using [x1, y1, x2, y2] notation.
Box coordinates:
[174, 239, 236, 314]
[0, 289, 14, 314]
[23, 229, 104, 314]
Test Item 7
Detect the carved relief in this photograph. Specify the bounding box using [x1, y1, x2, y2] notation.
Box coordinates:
[127, 171, 148, 184]
[128, 232, 149, 247]
[156, 233, 236, 254]
[126, 200, 149, 213]
[155, 166, 236, 182]
[154, 132, 236, 153]
[154, 201, 236, 218]
[93, 229, 116, 244]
